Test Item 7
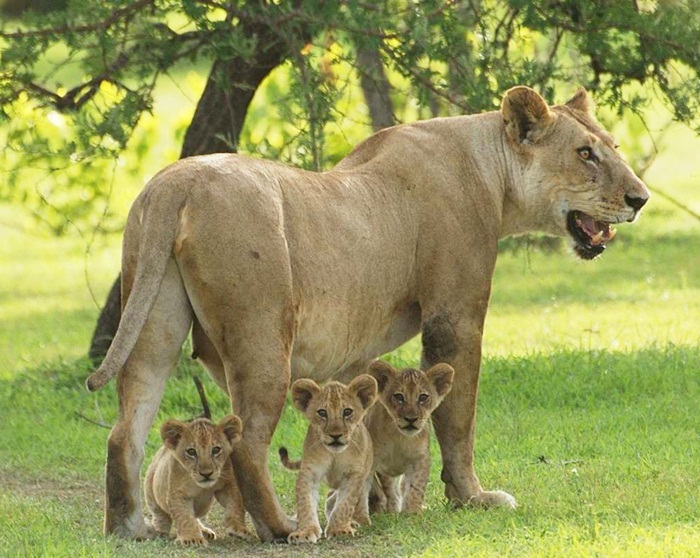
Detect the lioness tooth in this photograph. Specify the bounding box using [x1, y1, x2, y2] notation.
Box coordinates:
[591, 231, 604, 244]
[608, 227, 617, 240]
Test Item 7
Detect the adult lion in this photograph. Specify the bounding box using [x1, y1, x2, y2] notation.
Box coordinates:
[87, 86, 649, 542]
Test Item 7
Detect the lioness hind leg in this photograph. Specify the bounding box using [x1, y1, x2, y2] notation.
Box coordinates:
[176, 195, 297, 541]
[104, 260, 193, 539]
[227, 349, 296, 542]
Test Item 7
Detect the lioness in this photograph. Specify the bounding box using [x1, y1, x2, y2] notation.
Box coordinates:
[280, 375, 378, 543]
[86, 86, 649, 541]
[144, 415, 253, 545]
[364, 360, 454, 514]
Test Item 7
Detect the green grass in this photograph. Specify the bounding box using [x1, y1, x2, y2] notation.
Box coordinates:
[2, 108, 700, 556]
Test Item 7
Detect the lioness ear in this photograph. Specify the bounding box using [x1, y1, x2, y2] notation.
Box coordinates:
[160, 419, 187, 451]
[501, 86, 555, 144]
[219, 414, 243, 444]
[368, 360, 397, 394]
[291, 379, 322, 414]
[566, 86, 593, 114]
[426, 363, 455, 398]
[349, 374, 378, 410]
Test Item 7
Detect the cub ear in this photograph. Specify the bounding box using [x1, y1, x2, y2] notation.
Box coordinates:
[565, 86, 593, 114]
[426, 363, 455, 398]
[501, 86, 555, 145]
[160, 419, 187, 451]
[291, 379, 322, 414]
[218, 414, 243, 445]
[349, 374, 378, 410]
[368, 360, 398, 394]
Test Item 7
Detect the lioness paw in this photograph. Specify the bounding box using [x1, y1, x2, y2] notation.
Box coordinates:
[288, 528, 321, 544]
[469, 489, 517, 509]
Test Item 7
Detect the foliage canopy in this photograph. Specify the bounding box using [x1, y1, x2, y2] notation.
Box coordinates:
[2, 0, 700, 233]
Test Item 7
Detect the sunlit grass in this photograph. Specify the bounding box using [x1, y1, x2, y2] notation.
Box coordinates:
[1, 76, 700, 555]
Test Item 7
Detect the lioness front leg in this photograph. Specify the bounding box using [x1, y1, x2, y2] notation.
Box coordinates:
[423, 309, 516, 509]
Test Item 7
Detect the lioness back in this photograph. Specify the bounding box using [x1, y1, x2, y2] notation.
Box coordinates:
[144, 414, 252, 545]
[364, 361, 454, 513]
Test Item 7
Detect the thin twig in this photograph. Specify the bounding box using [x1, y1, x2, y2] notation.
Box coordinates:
[75, 411, 112, 429]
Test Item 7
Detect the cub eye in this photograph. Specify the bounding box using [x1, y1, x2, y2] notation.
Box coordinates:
[342, 408, 353, 418]
[317, 409, 328, 418]
[393, 393, 405, 405]
[185, 448, 197, 458]
[211, 446, 222, 456]
[577, 147, 595, 161]
[418, 394, 429, 404]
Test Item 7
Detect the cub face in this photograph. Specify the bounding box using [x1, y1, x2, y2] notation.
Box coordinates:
[291, 375, 378, 454]
[161, 415, 243, 488]
[369, 361, 454, 437]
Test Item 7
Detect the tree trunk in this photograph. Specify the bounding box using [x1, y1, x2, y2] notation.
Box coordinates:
[88, 28, 290, 362]
[356, 45, 395, 131]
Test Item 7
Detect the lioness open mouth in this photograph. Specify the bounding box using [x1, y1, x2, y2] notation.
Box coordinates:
[566, 210, 617, 260]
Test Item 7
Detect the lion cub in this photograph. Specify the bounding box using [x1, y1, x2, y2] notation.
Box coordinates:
[144, 415, 253, 545]
[280, 375, 378, 544]
[365, 360, 454, 514]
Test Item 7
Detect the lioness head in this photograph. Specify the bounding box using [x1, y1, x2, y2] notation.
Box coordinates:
[369, 361, 454, 437]
[291, 375, 378, 454]
[160, 415, 243, 488]
[501, 86, 650, 259]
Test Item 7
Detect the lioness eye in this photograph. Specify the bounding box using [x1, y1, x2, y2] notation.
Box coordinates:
[418, 394, 429, 404]
[186, 448, 197, 458]
[393, 393, 405, 405]
[577, 147, 594, 161]
[343, 408, 353, 418]
[317, 409, 328, 418]
[211, 446, 222, 456]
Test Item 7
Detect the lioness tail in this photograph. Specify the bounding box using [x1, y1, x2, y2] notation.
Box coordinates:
[85, 183, 188, 392]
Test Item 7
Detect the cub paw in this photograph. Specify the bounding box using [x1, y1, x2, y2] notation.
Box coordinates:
[200, 525, 217, 540]
[288, 527, 321, 544]
[325, 524, 356, 539]
[225, 525, 256, 541]
[175, 535, 208, 546]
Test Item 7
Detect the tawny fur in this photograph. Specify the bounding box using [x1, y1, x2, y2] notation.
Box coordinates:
[282, 375, 378, 544]
[144, 415, 254, 545]
[86, 86, 649, 541]
[364, 361, 454, 514]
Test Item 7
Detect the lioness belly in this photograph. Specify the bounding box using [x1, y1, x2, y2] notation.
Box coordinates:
[290, 299, 421, 382]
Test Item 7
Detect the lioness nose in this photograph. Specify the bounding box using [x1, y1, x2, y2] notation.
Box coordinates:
[200, 471, 213, 479]
[624, 194, 648, 211]
[330, 434, 342, 442]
